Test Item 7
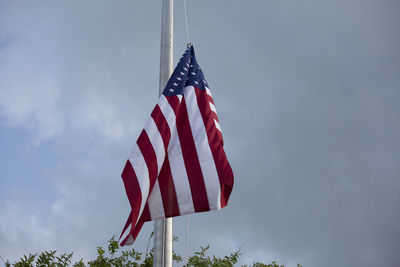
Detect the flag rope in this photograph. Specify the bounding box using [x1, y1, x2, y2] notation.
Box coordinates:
[185, 215, 189, 265]
[183, 0, 190, 44]
[183, 2, 191, 261]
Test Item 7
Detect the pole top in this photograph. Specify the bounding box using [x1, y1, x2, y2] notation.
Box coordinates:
[187, 43, 192, 48]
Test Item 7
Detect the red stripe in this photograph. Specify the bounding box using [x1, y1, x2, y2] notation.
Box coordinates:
[132, 204, 150, 238]
[158, 155, 180, 217]
[204, 93, 215, 105]
[122, 130, 158, 246]
[166, 95, 180, 115]
[120, 231, 131, 246]
[203, 94, 219, 123]
[137, 130, 158, 191]
[151, 105, 171, 150]
[120, 204, 151, 246]
[176, 97, 210, 212]
[142, 203, 151, 221]
[132, 206, 148, 237]
[194, 87, 234, 208]
[204, 112, 222, 146]
[152, 104, 180, 217]
[121, 160, 142, 239]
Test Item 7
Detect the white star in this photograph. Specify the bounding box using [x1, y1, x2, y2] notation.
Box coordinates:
[180, 72, 185, 75]
[190, 65, 193, 67]
[191, 72, 196, 75]
[194, 81, 199, 85]
[176, 77, 182, 81]
[169, 88, 174, 92]
[173, 83, 178, 86]
[186, 63, 189, 67]
[184, 67, 188, 71]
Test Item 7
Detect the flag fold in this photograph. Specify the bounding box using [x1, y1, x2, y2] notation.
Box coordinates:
[120, 45, 234, 246]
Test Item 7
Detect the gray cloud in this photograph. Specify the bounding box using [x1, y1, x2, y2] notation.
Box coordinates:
[0, 0, 399, 266]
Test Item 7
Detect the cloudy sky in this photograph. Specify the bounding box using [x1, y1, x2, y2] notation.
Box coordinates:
[1, 1, 399, 266]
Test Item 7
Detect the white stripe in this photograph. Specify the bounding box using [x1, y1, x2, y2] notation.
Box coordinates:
[147, 180, 165, 220]
[144, 118, 165, 173]
[184, 86, 221, 210]
[209, 102, 217, 114]
[214, 120, 222, 132]
[158, 95, 179, 151]
[205, 87, 212, 97]
[142, 117, 166, 220]
[159, 94, 196, 215]
[158, 95, 176, 132]
[168, 134, 196, 214]
[128, 144, 150, 225]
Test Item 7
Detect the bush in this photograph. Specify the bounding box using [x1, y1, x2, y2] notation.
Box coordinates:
[2, 235, 301, 267]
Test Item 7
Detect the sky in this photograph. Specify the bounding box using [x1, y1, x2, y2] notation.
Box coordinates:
[0, 0, 399, 266]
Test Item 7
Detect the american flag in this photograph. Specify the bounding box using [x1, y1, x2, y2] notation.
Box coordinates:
[120, 45, 234, 246]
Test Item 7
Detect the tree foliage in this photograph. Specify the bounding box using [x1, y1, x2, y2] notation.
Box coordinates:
[2, 235, 301, 267]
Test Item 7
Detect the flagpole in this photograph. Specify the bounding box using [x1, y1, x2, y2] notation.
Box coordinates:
[154, 0, 173, 266]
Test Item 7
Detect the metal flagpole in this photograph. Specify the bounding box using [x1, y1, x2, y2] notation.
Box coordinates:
[154, 0, 173, 266]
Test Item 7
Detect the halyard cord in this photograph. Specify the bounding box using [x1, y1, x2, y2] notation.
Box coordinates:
[184, 0, 190, 44]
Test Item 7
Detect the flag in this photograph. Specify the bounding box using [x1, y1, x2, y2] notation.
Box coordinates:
[120, 45, 234, 246]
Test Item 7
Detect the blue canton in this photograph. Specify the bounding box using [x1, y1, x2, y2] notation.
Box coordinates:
[163, 45, 209, 96]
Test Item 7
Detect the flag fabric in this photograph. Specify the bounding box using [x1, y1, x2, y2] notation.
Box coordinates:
[120, 45, 234, 246]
